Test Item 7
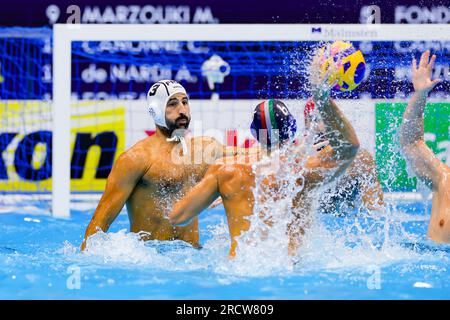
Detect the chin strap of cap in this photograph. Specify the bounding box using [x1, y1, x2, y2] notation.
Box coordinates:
[166, 135, 188, 155]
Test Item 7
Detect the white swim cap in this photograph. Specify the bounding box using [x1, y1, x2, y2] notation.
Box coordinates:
[147, 80, 188, 129]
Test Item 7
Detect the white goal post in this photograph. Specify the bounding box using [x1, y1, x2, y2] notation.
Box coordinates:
[52, 23, 450, 218]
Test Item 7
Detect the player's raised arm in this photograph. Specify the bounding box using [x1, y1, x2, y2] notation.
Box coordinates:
[299, 51, 360, 188]
[316, 97, 360, 161]
[302, 98, 359, 188]
[169, 164, 221, 226]
[399, 50, 444, 189]
[81, 149, 147, 251]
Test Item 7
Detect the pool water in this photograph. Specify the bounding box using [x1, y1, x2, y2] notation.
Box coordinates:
[0, 200, 449, 299]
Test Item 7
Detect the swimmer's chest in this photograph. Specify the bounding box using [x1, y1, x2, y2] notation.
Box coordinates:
[140, 157, 204, 190]
[137, 137, 213, 189]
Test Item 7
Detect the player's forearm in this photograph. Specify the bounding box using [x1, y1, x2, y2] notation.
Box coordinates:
[170, 189, 219, 226]
[169, 202, 198, 226]
[82, 218, 107, 242]
[316, 98, 360, 160]
[400, 91, 427, 147]
[81, 202, 122, 250]
[87, 211, 114, 233]
[81, 220, 106, 251]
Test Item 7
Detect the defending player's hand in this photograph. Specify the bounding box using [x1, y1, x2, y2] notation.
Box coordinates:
[411, 50, 441, 96]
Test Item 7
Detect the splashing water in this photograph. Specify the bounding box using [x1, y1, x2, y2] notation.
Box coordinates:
[205, 45, 442, 278]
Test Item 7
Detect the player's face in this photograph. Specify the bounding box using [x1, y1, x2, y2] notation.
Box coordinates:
[165, 93, 191, 132]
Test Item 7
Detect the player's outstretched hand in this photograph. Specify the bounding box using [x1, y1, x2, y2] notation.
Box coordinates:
[411, 50, 441, 96]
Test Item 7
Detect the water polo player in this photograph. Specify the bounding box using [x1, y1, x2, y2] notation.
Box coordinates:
[169, 81, 360, 257]
[400, 50, 449, 244]
[81, 80, 251, 251]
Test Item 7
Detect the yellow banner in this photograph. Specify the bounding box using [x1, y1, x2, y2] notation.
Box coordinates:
[0, 100, 125, 192]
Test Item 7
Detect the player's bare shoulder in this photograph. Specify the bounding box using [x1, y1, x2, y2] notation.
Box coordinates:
[214, 157, 254, 185]
[116, 136, 155, 173]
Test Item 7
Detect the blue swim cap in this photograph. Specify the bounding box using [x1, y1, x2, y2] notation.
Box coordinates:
[250, 99, 297, 149]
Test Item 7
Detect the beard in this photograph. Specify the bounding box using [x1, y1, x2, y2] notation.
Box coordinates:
[165, 114, 191, 136]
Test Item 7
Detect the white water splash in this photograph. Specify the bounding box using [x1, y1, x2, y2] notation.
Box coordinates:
[201, 45, 440, 277]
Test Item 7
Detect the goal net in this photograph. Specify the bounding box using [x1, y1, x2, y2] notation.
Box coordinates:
[0, 27, 53, 214]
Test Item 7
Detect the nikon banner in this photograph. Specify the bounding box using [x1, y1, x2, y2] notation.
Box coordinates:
[0, 101, 125, 193]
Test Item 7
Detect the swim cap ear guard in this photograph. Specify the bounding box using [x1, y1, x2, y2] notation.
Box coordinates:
[250, 99, 297, 149]
[147, 80, 188, 129]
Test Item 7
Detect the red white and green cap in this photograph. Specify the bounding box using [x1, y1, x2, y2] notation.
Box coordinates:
[250, 99, 297, 149]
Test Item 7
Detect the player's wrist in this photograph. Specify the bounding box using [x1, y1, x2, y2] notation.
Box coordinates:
[415, 88, 429, 96]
